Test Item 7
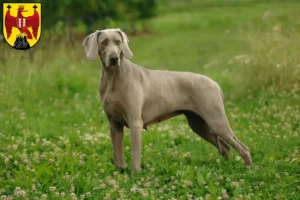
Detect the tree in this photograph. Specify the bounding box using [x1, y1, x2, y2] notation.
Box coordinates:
[123, 0, 158, 33]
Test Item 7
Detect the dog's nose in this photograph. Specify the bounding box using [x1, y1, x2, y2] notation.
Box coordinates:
[110, 56, 118, 63]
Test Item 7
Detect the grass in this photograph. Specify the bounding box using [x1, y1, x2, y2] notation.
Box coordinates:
[0, 0, 300, 199]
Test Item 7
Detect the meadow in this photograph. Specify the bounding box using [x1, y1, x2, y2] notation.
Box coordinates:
[0, 0, 299, 199]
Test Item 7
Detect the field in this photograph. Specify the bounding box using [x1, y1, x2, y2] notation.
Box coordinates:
[0, 0, 300, 199]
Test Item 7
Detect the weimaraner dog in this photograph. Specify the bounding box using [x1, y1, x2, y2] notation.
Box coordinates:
[83, 28, 252, 173]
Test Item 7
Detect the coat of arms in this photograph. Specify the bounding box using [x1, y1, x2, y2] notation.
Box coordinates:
[3, 3, 41, 50]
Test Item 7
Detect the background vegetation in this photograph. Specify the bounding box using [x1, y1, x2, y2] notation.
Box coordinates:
[0, 0, 299, 199]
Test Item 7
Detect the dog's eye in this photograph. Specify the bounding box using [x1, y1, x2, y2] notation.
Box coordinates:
[101, 41, 108, 46]
[116, 40, 121, 45]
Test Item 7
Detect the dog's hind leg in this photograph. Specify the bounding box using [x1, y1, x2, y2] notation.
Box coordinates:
[193, 89, 252, 165]
[184, 111, 231, 159]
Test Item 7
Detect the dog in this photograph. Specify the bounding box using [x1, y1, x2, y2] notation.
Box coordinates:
[83, 28, 252, 173]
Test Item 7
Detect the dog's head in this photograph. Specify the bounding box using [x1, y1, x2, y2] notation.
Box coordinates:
[83, 28, 133, 67]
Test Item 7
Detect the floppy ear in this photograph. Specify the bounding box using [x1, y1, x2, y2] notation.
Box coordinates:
[83, 30, 101, 60]
[116, 28, 133, 59]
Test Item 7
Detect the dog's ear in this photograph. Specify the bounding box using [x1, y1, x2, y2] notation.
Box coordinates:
[116, 28, 133, 59]
[83, 30, 101, 60]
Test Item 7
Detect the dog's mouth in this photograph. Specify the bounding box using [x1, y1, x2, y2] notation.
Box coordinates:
[102, 59, 119, 67]
[107, 62, 119, 68]
[107, 58, 120, 67]
[109, 60, 118, 67]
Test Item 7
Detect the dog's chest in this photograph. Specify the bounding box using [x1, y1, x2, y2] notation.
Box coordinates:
[102, 94, 125, 120]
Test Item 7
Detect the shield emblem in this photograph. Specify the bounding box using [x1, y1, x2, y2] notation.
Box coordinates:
[3, 3, 41, 50]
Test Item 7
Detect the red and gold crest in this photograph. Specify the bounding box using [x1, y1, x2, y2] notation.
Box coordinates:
[3, 3, 41, 50]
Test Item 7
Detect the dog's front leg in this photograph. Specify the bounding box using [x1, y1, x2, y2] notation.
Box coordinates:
[109, 120, 125, 168]
[128, 119, 143, 174]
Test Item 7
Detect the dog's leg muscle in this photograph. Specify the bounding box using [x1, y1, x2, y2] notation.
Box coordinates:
[184, 111, 231, 159]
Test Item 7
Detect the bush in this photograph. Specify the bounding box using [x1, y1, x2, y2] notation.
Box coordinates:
[235, 28, 300, 93]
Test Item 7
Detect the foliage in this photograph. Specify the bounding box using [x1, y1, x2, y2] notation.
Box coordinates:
[0, 0, 158, 33]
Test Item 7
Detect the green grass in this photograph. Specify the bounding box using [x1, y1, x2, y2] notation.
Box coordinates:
[0, 0, 300, 199]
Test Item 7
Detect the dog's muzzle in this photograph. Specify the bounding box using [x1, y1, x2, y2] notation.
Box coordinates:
[109, 54, 119, 66]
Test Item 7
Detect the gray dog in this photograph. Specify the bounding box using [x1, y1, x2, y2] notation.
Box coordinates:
[83, 28, 252, 173]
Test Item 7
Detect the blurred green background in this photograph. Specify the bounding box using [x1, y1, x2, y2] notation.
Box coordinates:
[0, 0, 299, 199]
